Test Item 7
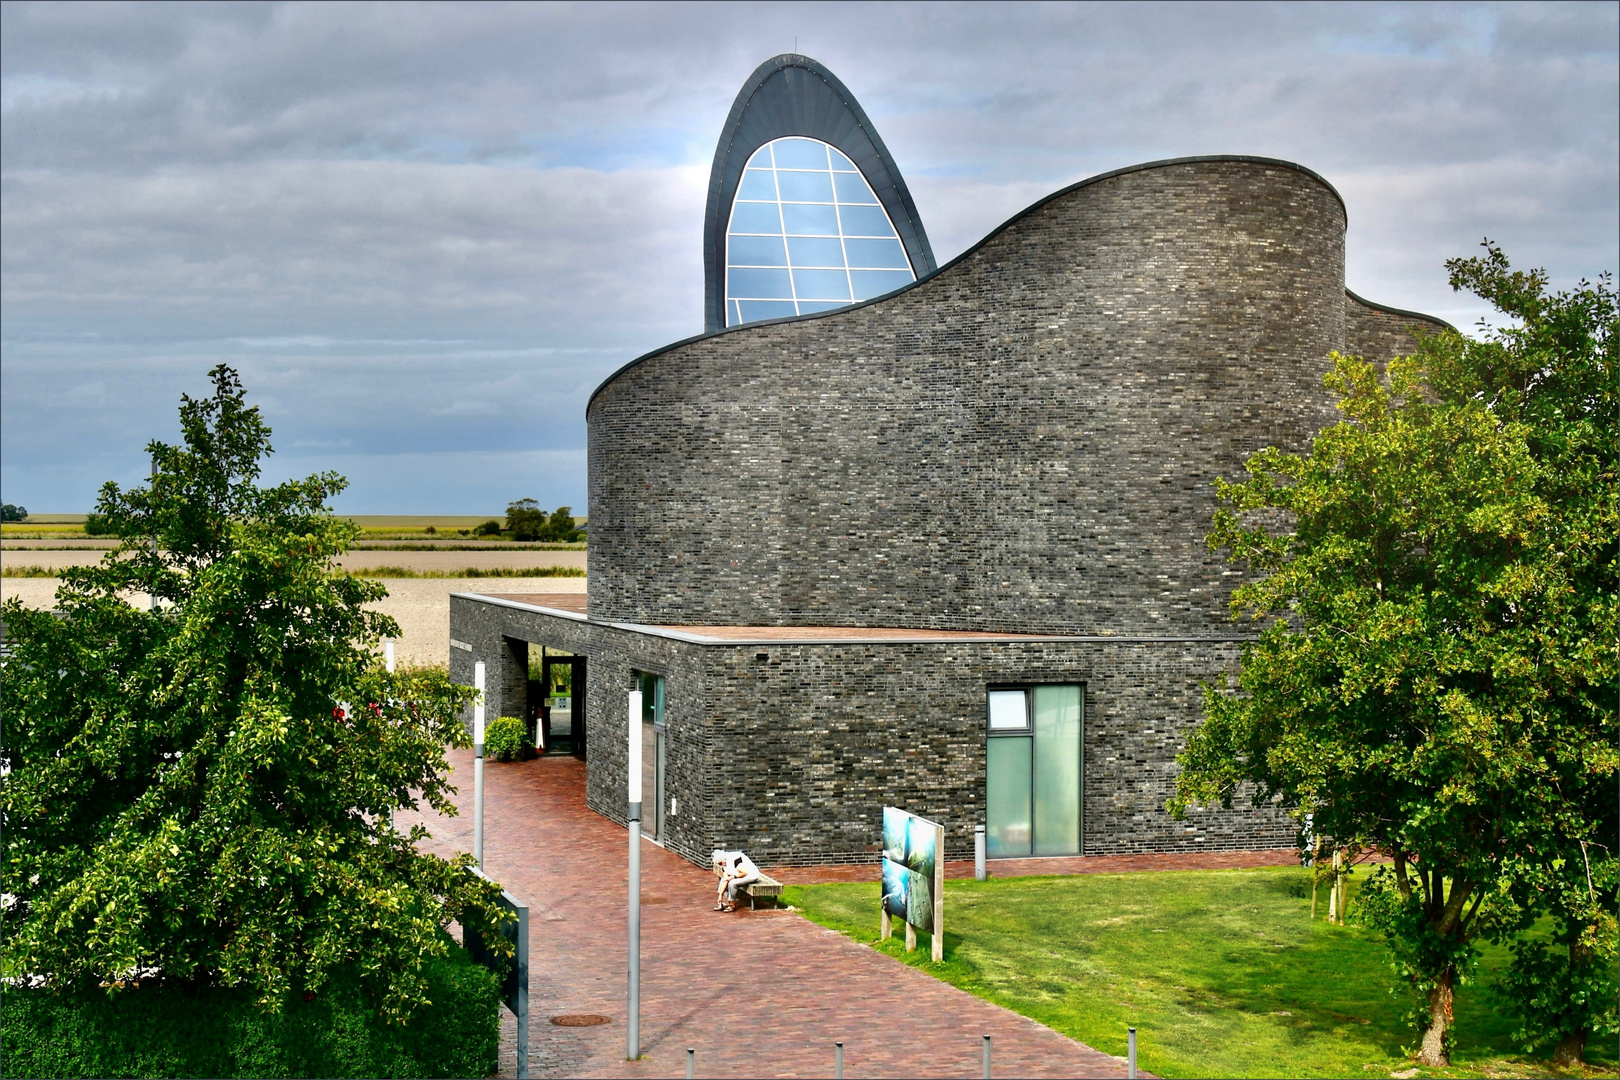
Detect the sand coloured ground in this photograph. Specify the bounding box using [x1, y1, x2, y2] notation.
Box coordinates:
[1, 548, 586, 574]
[0, 572, 580, 668]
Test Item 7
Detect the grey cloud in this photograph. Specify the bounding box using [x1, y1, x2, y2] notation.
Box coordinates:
[2, 1, 1614, 512]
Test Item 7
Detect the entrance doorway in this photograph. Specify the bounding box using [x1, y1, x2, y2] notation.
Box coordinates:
[533, 650, 587, 759]
[636, 671, 666, 843]
[985, 684, 1082, 857]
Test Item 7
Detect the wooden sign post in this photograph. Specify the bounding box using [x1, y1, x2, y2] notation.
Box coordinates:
[879, 807, 946, 962]
[930, 817, 944, 962]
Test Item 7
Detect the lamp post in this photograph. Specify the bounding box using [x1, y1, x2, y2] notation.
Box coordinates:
[627, 688, 643, 1061]
[149, 457, 159, 612]
[473, 661, 485, 867]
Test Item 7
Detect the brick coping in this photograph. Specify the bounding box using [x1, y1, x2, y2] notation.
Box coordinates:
[466, 592, 1251, 645]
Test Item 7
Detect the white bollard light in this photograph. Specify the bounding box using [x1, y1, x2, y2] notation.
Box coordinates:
[474, 661, 486, 867]
[627, 690, 643, 804]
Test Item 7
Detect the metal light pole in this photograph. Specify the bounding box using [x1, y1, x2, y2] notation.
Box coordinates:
[149, 457, 159, 612]
[627, 688, 643, 1061]
[473, 661, 486, 867]
[386, 640, 397, 831]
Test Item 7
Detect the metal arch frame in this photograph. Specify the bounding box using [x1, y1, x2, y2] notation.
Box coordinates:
[703, 53, 936, 333]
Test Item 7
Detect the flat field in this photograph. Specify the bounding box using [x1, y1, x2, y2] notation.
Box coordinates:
[784, 869, 1616, 1080]
[0, 544, 585, 666]
[0, 548, 586, 574]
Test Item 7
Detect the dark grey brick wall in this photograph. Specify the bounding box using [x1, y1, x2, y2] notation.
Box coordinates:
[447, 156, 1442, 869]
[587, 158, 1350, 635]
[451, 595, 1293, 867]
[1346, 292, 1451, 368]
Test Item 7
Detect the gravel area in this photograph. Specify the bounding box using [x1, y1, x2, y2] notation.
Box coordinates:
[0, 575, 584, 668]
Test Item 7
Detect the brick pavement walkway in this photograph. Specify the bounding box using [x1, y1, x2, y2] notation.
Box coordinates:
[404, 751, 1146, 1079]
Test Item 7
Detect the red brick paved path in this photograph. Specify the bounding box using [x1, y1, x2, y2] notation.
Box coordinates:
[404, 751, 1151, 1079]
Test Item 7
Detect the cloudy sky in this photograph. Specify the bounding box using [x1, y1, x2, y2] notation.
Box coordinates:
[3, 1, 1615, 515]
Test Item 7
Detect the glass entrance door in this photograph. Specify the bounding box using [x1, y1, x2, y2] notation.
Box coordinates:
[637, 672, 666, 842]
[985, 685, 1082, 857]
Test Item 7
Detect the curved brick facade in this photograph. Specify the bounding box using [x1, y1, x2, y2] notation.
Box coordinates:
[588, 157, 1387, 633]
[451, 155, 1450, 866]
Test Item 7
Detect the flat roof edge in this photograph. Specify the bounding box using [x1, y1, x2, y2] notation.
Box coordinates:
[453, 593, 1253, 644]
[450, 592, 590, 621]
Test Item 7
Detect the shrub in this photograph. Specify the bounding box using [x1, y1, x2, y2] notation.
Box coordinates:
[1, 946, 498, 1079]
[471, 519, 502, 537]
[485, 715, 529, 761]
[81, 512, 113, 535]
[1, 503, 26, 522]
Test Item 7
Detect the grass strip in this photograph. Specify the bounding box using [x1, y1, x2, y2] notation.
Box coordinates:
[349, 566, 585, 579]
[351, 543, 586, 551]
[3, 566, 586, 579]
[783, 868, 1610, 1080]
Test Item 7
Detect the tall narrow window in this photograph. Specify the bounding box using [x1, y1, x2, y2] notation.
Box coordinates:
[985, 685, 1083, 858]
[725, 137, 916, 326]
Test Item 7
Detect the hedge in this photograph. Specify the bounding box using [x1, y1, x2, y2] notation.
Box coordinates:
[2, 946, 499, 1079]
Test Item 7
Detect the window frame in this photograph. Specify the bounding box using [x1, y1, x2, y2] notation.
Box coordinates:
[984, 682, 1085, 857]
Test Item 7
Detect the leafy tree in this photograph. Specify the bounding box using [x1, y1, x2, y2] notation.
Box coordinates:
[1, 365, 506, 1020]
[82, 512, 113, 535]
[505, 497, 546, 541]
[1170, 245, 1616, 1067]
[1, 503, 27, 522]
[471, 519, 502, 537]
[505, 499, 581, 542]
[544, 505, 582, 542]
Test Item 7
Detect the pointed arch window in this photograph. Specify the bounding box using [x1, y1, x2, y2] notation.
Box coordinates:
[724, 137, 917, 327]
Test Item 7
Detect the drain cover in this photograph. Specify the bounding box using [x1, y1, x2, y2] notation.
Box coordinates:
[550, 1014, 612, 1027]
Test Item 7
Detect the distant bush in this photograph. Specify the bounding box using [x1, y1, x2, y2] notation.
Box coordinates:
[1, 503, 27, 522]
[484, 715, 529, 762]
[1, 948, 498, 1079]
[81, 512, 113, 536]
[506, 498, 582, 542]
[471, 520, 502, 537]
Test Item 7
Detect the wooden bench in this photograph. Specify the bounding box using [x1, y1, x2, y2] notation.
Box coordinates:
[715, 867, 785, 910]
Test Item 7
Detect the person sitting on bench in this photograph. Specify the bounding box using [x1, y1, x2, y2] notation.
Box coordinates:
[712, 849, 760, 912]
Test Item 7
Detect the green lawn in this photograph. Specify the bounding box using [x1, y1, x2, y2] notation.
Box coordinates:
[783, 868, 1616, 1080]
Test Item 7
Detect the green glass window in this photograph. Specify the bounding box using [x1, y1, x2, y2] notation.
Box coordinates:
[985, 685, 1083, 858]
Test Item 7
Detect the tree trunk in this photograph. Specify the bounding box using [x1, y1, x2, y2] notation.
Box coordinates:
[1415, 965, 1455, 1066]
[1551, 1030, 1586, 1067]
[1553, 937, 1594, 1065]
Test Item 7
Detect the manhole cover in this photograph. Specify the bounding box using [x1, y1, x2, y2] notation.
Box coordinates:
[550, 1014, 612, 1027]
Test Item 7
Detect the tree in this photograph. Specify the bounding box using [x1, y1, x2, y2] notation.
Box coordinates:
[1, 503, 26, 522]
[505, 497, 546, 540]
[544, 505, 582, 542]
[1, 365, 506, 1020]
[1170, 245, 1616, 1067]
[505, 498, 581, 542]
